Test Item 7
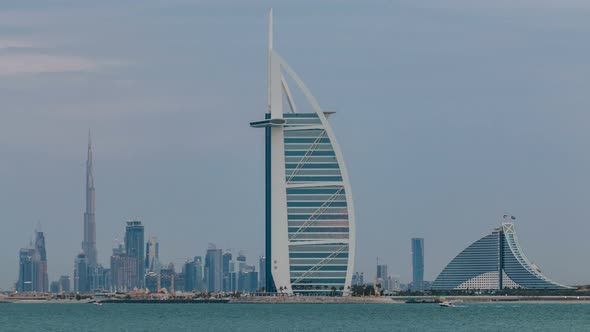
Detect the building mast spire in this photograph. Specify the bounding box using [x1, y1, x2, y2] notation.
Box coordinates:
[268, 8, 273, 52]
[267, 8, 273, 114]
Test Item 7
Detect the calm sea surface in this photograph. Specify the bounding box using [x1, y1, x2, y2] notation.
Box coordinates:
[1, 302, 589, 331]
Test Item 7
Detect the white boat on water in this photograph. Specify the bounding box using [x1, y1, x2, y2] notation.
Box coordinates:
[440, 301, 456, 307]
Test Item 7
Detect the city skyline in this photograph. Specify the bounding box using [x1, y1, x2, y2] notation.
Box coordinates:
[3, 1, 590, 289]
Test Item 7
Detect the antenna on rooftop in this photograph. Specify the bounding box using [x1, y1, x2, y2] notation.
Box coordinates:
[502, 214, 516, 223]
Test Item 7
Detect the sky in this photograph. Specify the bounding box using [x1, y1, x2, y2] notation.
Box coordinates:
[1, 0, 590, 289]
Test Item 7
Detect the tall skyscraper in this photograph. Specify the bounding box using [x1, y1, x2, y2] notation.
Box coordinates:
[222, 251, 232, 292]
[250, 10, 356, 295]
[184, 259, 196, 292]
[17, 248, 35, 292]
[145, 272, 159, 292]
[376, 264, 388, 280]
[125, 220, 145, 288]
[145, 236, 160, 273]
[389, 275, 401, 291]
[82, 133, 98, 266]
[88, 264, 107, 291]
[50, 281, 60, 293]
[160, 265, 175, 292]
[16, 227, 49, 293]
[34, 228, 48, 292]
[184, 258, 205, 292]
[376, 264, 393, 291]
[238, 270, 259, 293]
[110, 243, 138, 291]
[74, 252, 89, 293]
[258, 257, 266, 290]
[205, 246, 222, 292]
[411, 238, 425, 291]
[194, 256, 203, 291]
[352, 272, 364, 286]
[58, 275, 71, 293]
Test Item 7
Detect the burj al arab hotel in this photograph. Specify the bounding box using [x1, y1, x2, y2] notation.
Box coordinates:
[251, 10, 355, 295]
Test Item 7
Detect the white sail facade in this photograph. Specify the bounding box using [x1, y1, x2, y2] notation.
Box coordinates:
[250, 10, 355, 295]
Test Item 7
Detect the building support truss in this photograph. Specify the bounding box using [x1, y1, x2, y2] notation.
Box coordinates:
[290, 244, 348, 285]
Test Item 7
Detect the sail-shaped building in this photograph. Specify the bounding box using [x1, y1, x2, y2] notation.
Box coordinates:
[432, 216, 572, 290]
[250, 10, 355, 295]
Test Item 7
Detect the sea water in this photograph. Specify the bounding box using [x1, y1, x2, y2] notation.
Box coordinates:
[1, 302, 589, 331]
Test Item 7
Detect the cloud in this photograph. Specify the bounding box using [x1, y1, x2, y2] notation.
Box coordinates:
[0, 39, 35, 49]
[0, 54, 105, 76]
[0, 36, 124, 75]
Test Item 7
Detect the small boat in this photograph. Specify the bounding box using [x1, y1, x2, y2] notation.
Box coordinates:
[93, 302, 103, 306]
[439, 301, 455, 307]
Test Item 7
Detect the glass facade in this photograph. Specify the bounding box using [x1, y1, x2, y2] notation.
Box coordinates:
[124, 220, 145, 289]
[411, 238, 425, 291]
[432, 222, 571, 290]
[255, 111, 354, 295]
[283, 113, 351, 294]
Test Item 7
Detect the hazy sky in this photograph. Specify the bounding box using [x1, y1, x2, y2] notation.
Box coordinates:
[1, 0, 590, 289]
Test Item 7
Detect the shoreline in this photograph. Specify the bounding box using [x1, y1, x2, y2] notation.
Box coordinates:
[3, 295, 590, 304]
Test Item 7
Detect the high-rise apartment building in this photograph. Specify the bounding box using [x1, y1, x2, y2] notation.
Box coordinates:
[125, 220, 145, 288]
[58, 275, 71, 293]
[259, 257, 266, 290]
[175, 273, 185, 292]
[160, 266, 175, 292]
[110, 244, 137, 291]
[50, 281, 60, 293]
[184, 260, 196, 292]
[17, 248, 35, 292]
[194, 256, 203, 291]
[74, 253, 89, 293]
[145, 272, 159, 292]
[17, 228, 49, 293]
[183, 257, 203, 292]
[352, 272, 364, 286]
[205, 246, 222, 292]
[222, 251, 232, 292]
[411, 238, 425, 291]
[376, 264, 389, 290]
[388, 275, 401, 292]
[33, 229, 49, 292]
[88, 264, 108, 291]
[145, 236, 160, 273]
[238, 270, 259, 293]
[376, 264, 388, 280]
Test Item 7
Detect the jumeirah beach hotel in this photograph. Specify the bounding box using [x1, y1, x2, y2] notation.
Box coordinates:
[250, 10, 355, 295]
[432, 216, 572, 290]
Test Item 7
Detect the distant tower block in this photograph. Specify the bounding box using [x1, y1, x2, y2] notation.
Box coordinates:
[411, 238, 424, 291]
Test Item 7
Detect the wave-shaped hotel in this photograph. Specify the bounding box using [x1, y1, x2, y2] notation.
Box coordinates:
[250, 10, 355, 295]
[432, 216, 572, 290]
